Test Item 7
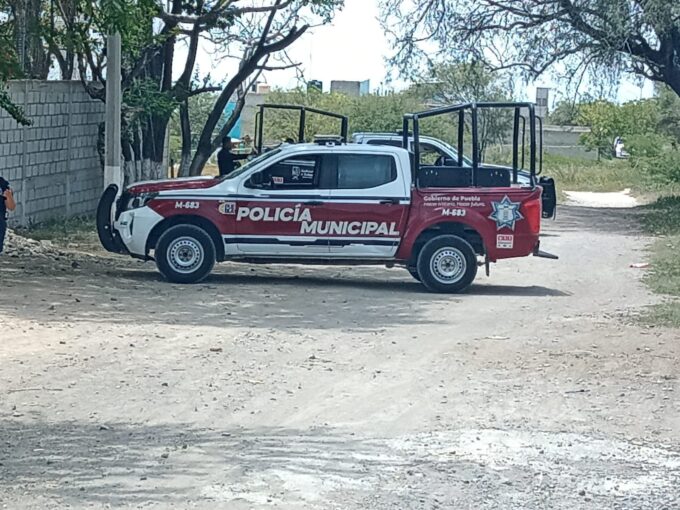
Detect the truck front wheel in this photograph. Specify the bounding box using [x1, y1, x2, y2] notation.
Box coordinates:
[417, 235, 478, 293]
[155, 225, 216, 284]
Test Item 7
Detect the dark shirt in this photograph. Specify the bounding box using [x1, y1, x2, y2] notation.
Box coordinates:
[217, 150, 249, 177]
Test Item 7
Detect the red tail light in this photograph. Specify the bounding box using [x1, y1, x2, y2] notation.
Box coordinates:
[522, 199, 542, 234]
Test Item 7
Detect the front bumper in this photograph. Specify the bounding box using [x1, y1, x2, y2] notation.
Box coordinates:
[115, 207, 164, 257]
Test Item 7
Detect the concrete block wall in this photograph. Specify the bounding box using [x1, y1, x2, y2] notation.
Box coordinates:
[0, 80, 105, 226]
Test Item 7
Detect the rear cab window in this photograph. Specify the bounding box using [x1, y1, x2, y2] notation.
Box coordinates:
[335, 154, 397, 189]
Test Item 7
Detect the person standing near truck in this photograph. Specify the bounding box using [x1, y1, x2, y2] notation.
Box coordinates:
[217, 136, 252, 177]
[0, 177, 17, 254]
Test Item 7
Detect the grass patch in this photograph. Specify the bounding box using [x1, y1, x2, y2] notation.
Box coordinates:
[16, 216, 100, 251]
[639, 196, 680, 327]
[640, 195, 680, 235]
[542, 154, 652, 196]
[542, 154, 680, 202]
[639, 302, 680, 328]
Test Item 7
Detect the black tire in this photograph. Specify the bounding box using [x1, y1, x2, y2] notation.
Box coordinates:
[155, 224, 216, 284]
[407, 267, 421, 282]
[416, 235, 478, 293]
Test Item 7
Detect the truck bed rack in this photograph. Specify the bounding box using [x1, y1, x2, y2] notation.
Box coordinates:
[403, 102, 543, 187]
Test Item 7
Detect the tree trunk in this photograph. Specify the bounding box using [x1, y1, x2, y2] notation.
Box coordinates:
[188, 150, 211, 177]
[666, 68, 680, 99]
[11, 0, 50, 78]
[129, 114, 170, 182]
[178, 100, 193, 177]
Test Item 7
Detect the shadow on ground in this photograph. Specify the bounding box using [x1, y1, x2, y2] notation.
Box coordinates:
[0, 419, 442, 507]
[0, 258, 567, 330]
[1, 419, 677, 509]
[549, 205, 643, 236]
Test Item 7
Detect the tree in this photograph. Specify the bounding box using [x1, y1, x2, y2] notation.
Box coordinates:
[0, 0, 30, 125]
[380, 0, 680, 98]
[260, 88, 460, 147]
[48, 0, 342, 182]
[657, 85, 680, 144]
[412, 62, 512, 158]
[549, 100, 582, 126]
[578, 99, 660, 158]
[0, 0, 51, 81]
[578, 101, 620, 158]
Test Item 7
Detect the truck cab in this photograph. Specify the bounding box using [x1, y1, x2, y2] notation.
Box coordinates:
[97, 102, 557, 293]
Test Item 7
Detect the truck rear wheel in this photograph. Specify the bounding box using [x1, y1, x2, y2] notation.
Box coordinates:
[407, 267, 421, 282]
[155, 225, 216, 284]
[417, 235, 477, 293]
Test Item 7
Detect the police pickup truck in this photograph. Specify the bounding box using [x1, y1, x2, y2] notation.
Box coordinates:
[97, 102, 557, 293]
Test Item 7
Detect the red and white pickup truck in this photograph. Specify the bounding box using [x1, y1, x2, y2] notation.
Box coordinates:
[97, 102, 556, 293]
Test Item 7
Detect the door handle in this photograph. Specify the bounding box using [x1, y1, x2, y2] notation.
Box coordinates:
[379, 198, 400, 205]
[305, 201, 324, 206]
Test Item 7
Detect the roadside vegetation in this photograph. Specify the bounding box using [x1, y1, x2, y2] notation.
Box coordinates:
[16, 216, 99, 252]
[639, 197, 680, 327]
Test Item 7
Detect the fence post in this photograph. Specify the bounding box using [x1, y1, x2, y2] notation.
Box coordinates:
[65, 82, 73, 217]
[20, 80, 28, 226]
[104, 33, 122, 191]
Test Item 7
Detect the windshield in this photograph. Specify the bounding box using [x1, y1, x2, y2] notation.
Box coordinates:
[220, 148, 282, 181]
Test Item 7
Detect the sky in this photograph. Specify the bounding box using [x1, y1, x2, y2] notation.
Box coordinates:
[194, 0, 655, 105]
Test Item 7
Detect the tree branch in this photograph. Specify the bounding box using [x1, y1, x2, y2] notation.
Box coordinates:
[157, 0, 294, 25]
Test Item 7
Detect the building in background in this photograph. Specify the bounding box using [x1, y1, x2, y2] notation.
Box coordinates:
[330, 80, 370, 97]
[359, 80, 371, 96]
[222, 101, 242, 139]
[536, 87, 550, 118]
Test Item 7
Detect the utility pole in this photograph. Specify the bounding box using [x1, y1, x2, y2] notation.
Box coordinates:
[104, 33, 122, 190]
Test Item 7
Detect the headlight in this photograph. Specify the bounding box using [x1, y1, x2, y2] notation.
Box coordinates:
[126, 192, 158, 210]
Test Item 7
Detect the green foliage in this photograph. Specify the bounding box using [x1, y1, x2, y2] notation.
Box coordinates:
[642, 196, 680, 236]
[380, 0, 680, 98]
[548, 100, 582, 126]
[168, 92, 225, 162]
[17, 215, 99, 249]
[657, 86, 680, 144]
[0, 87, 31, 125]
[640, 196, 680, 327]
[259, 88, 459, 150]
[0, 2, 30, 125]
[626, 133, 666, 158]
[578, 99, 660, 158]
[412, 63, 512, 155]
[545, 155, 642, 193]
[634, 150, 680, 185]
[124, 78, 178, 122]
[577, 101, 617, 157]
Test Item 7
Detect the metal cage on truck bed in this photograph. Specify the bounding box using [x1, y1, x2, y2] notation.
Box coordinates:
[402, 102, 544, 188]
[254, 104, 349, 154]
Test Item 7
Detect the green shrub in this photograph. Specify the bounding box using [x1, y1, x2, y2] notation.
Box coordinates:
[627, 133, 666, 158]
[635, 150, 680, 184]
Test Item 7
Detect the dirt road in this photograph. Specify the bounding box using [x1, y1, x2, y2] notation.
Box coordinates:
[1, 205, 678, 509]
